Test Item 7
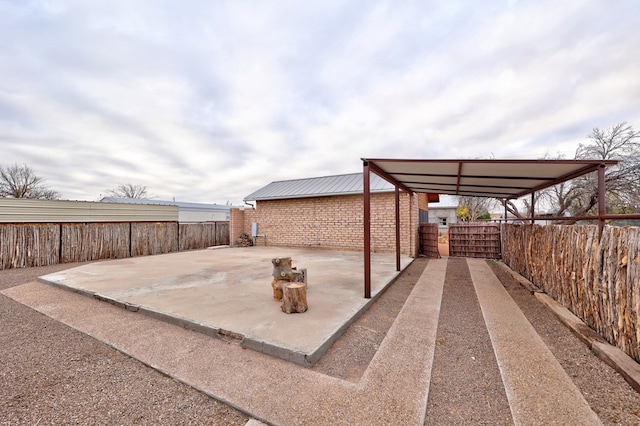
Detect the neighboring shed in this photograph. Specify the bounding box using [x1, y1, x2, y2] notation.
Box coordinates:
[101, 197, 233, 223]
[237, 173, 429, 257]
[0, 198, 177, 223]
[428, 194, 459, 232]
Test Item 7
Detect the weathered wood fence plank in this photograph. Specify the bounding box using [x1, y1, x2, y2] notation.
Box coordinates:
[502, 224, 640, 363]
[449, 222, 501, 258]
[0, 224, 60, 269]
[61, 223, 130, 262]
[418, 223, 440, 258]
[1, 221, 230, 270]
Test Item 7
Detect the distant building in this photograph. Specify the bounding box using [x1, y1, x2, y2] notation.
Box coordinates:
[428, 195, 459, 232]
[101, 197, 234, 223]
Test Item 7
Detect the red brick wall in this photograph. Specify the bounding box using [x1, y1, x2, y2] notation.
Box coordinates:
[231, 192, 418, 256]
[229, 207, 245, 245]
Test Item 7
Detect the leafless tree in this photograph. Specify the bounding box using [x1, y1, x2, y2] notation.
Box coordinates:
[457, 196, 496, 221]
[502, 123, 640, 220]
[545, 123, 640, 220]
[0, 163, 61, 200]
[105, 183, 152, 199]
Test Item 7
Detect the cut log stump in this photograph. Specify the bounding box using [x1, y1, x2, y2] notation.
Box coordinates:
[281, 283, 308, 314]
[272, 257, 294, 281]
[291, 268, 307, 288]
[271, 279, 288, 301]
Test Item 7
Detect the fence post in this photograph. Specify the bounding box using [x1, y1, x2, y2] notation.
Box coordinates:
[59, 223, 63, 263]
[598, 164, 606, 239]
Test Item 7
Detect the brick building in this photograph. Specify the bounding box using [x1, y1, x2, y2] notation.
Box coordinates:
[231, 173, 431, 257]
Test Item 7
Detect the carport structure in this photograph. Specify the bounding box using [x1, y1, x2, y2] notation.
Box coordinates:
[361, 158, 622, 298]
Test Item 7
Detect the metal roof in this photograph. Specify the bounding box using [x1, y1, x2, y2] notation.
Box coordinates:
[363, 158, 619, 199]
[101, 197, 234, 211]
[244, 173, 395, 201]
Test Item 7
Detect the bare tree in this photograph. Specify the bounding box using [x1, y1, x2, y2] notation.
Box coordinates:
[105, 183, 152, 199]
[502, 123, 640, 220]
[457, 196, 496, 221]
[551, 123, 640, 219]
[0, 163, 61, 200]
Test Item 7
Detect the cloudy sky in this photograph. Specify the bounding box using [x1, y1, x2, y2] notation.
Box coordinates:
[2, 1, 639, 204]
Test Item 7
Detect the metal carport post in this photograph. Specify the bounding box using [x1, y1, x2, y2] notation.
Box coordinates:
[363, 161, 371, 298]
[363, 160, 405, 298]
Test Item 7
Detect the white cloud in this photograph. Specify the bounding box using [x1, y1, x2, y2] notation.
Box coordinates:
[1, 0, 639, 203]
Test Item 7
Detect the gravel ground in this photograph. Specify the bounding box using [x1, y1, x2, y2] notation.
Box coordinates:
[0, 262, 249, 426]
[2, 258, 640, 425]
[425, 258, 512, 425]
[489, 260, 640, 426]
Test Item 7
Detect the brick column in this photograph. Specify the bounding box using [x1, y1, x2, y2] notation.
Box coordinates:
[229, 208, 245, 246]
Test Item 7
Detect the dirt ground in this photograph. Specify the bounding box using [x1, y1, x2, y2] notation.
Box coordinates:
[0, 262, 249, 426]
[2, 256, 640, 424]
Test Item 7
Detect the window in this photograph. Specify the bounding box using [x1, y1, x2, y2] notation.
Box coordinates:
[438, 217, 447, 226]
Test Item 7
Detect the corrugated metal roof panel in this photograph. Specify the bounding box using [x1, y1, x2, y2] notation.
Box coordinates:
[0, 198, 178, 223]
[100, 197, 235, 212]
[244, 172, 395, 201]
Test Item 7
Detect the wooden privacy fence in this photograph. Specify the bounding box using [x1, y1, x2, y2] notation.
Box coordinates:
[502, 224, 640, 363]
[419, 223, 440, 258]
[0, 221, 230, 270]
[449, 222, 501, 259]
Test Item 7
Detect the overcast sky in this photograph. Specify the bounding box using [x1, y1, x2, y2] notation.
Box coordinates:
[2, 1, 639, 204]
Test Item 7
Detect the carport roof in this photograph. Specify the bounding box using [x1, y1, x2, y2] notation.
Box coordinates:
[362, 158, 619, 199]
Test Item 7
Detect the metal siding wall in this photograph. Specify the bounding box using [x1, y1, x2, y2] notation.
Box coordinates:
[0, 199, 178, 223]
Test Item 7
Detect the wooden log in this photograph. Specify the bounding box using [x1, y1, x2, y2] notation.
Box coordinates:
[272, 257, 294, 280]
[291, 268, 307, 288]
[271, 279, 289, 301]
[281, 283, 308, 314]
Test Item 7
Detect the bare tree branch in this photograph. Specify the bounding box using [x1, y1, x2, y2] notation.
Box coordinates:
[105, 183, 152, 199]
[0, 163, 61, 200]
[543, 122, 640, 220]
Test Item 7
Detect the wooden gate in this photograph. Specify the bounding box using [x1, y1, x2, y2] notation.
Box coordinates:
[449, 223, 501, 258]
[419, 223, 440, 258]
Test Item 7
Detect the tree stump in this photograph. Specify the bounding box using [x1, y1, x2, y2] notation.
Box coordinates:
[272, 257, 294, 280]
[281, 283, 308, 314]
[291, 268, 307, 288]
[271, 279, 288, 301]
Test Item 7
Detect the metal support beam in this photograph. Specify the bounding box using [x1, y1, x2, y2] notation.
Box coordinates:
[504, 199, 508, 223]
[395, 186, 400, 271]
[530, 192, 535, 224]
[598, 164, 606, 239]
[363, 161, 371, 298]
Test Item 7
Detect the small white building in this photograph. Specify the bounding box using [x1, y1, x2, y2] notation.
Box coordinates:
[428, 195, 459, 233]
[101, 197, 233, 223]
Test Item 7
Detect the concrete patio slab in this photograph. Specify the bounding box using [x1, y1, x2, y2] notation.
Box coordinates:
[2, 257, 446, 425]
[37, 247, 412, 366]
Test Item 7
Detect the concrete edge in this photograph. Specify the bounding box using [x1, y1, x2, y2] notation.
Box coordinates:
[470, 259, 601, 425]
[492, 260, 542, 293]
[535, 292, 640, 394]
[302, 258, 415, 366]
[492, 262, 640, 395]
[35, 257, 416, 369]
